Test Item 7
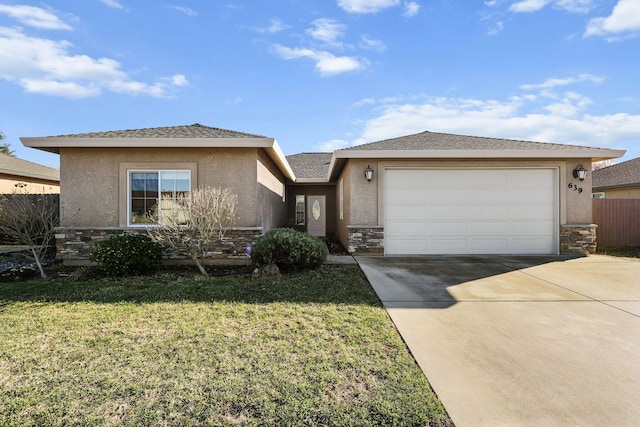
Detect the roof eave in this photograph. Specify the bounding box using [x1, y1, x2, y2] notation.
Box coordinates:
[20, 136, 296, 181]
[0, 168, 60, 182]
[333, 148, 626, 160]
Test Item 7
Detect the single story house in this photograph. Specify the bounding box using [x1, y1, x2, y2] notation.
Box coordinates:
[21, 123, 625, 264]
[0, 152, 60, 194]
[592, 157, 640, 199]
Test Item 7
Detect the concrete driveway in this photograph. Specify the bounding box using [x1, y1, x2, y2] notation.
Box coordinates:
[356, 255, 640, 427]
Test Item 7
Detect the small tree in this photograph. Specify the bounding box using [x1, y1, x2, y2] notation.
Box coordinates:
[0, 131, 15, 157]
[0, 193, 59, 278]
[146, 186, 238, 276]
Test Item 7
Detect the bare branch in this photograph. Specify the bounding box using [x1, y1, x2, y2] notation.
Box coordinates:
[0, 192, 59, 278]
[146, 186, 238, 276]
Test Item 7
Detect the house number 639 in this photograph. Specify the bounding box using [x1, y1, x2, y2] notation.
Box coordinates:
[568, 183, 583, 194]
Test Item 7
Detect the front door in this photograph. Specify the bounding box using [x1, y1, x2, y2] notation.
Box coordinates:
[307, 195, 326, 237]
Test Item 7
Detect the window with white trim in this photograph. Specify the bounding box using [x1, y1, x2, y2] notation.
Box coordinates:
[339, 178, 344, 220]
[295, 195, 305, 225]
[129, 170, 190, 225]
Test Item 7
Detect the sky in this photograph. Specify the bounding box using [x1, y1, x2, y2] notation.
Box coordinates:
[1, 0, 639, 169]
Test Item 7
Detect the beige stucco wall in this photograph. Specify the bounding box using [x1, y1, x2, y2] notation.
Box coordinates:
[336, 157, 595, 251]
[60, 147, 263, 227]
[256, 149, 287, 231]
[594, 187, 640, 199]
[0, 175, 59, 194]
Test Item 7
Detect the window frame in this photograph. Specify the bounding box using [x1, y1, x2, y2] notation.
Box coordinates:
[295, 195, 306, 226]
[127, 169, 191, 227]
[339, 178, 344, 220]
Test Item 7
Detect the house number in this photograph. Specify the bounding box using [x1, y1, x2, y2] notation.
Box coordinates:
[568, 183, 583, 194]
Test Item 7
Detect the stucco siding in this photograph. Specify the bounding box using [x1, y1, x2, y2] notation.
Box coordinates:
[0, 175, 59, 194]
[257, 149, 287, 231]
[60, 147, 263, 228]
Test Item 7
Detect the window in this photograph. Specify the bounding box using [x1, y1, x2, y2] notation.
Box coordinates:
[129, 170, 190, 225]
[295, 195, 305, 225]
[339, 178, 344, 220]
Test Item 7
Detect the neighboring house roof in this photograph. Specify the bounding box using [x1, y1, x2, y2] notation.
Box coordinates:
[0, 152, 60, 182]
[21, 123, 295, 181]
[286, 153, 332, 182]
[328, 130, 625, 181]
[592, 157, 640, 190]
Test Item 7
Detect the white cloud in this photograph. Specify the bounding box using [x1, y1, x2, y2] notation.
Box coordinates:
[171, 74, 189, 86]
[509, 0, 592, 13]
[272, 45, 366, 76]
[171, 6, 198, 16]
[337, 0, 400, 14]
[0, 4, 71, 30]
[520, 73, 604, 90]
[0, 27, 187, 98]
[402, 2, 421, 17]
[225, 97, 243, 105]
[307, 18, 346, 47]
[487, 20, 504, 35]
[348, 90, 639, 152]
[510, 0, 550, 13]
[255, 18, 289, 34]
[317, 139, 350, 151]
[585, 0, 640, 39]
[359, 35, 387, 52]
[100, 0, 124, 9]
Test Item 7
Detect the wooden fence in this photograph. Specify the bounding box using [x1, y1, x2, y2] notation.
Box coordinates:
[592, 199, 640, 247]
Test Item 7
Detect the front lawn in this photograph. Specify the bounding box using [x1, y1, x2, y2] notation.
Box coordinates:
[0, 265, 451, 426]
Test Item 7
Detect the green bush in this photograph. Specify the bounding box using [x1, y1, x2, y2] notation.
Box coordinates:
[252, 228, 328, 272]
[90, 233, 163, 276]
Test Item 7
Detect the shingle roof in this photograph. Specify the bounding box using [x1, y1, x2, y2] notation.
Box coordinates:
[592, 157, 640, 190]
[286, 153, 332, 180]
[50, 123, 267, 139]
[0, 152, 60, 181]
[342, 130, 604, 151]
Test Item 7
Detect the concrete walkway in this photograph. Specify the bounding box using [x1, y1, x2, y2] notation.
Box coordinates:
[357, 255, 640, 427]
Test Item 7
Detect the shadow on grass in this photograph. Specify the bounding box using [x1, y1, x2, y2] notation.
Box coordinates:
[0, 265, 382, 306]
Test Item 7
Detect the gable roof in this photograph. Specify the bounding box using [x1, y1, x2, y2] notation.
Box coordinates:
[21, 123, 295, 181]
[0, 152, 60, 182]
[50, 123, 265, 139]
[328, 130, 625, 181]
[341, 130, 617, 153]
[592, 157, 640, 190]
[286, 153, 332, 181]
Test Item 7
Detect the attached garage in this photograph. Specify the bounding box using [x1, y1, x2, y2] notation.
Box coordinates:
[384, 168, 558, 255]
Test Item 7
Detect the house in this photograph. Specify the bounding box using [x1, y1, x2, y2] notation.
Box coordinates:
[592, 157, 640, 199]
[0, 152, 60, 194]
[21, 124, 625, 264]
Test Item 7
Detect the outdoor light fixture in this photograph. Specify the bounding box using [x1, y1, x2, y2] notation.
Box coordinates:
[364, 165, 374, 182]
[573, 164, 588, 181]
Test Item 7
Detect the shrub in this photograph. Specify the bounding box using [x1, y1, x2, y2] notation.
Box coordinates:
[252, 228, 328, 272]
[90, 234, 163, 276]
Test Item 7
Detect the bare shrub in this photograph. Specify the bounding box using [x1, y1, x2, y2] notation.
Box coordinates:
[146, 186, 238, 276]
[0, 193, 59, 278]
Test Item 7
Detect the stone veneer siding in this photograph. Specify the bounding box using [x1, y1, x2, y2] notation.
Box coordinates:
[560, 224, 597, 254]
[55, 226, 262, 265]
[347, 225, 384, 255]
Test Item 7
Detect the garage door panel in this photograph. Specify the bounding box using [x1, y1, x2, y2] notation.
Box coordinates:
[386, 221, 429, 234]
[387, 204, 428, 219]
[469, 205, 509, 219]
[385, 168, 557, 255]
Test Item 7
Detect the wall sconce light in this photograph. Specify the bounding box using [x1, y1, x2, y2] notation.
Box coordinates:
[364, 165, 374, 182]
[573, 164, 588, 181]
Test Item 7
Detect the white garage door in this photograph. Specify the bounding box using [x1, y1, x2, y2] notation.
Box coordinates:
[385, 168, 558, 255]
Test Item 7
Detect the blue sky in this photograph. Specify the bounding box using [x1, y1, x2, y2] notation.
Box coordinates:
[1, 0, 639, 169]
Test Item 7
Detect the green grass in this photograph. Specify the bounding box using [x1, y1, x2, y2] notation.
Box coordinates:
[597, 246, 640, 259]
[0, 265, 450, 426]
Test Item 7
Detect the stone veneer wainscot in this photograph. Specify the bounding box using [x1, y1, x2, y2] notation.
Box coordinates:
[55, 226, 262, 266]
[347, 225, 384, 255]
[560, 224, 597, 255]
